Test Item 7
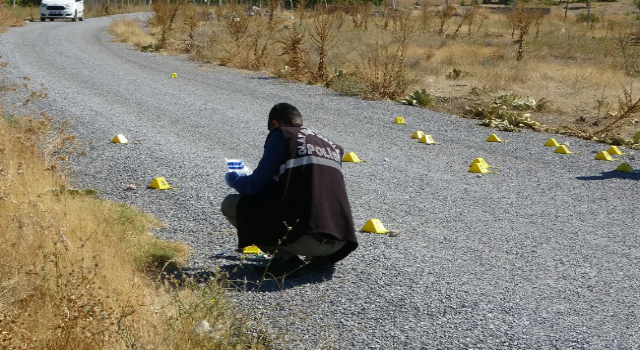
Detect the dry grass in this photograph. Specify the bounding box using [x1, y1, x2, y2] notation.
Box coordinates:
[0, 60, 272, 349]
[108, 17, 157, 48]
[106, 0, 640, 143]
[0, 4, 26, 32]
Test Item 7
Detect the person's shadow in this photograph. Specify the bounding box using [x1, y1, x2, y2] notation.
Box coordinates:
[216, 262, 335, 292]
[576, 170, 640, 181]
[161, 252, 334, 293]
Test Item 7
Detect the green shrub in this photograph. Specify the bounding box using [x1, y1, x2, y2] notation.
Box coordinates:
[399, 88, 435, 107]
[464, 93, 547, 131]
[445, 67, 469, 80]
[141, 42, 163, 52]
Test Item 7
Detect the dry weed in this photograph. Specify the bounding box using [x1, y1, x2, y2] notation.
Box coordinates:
[418, 0, 435, 31]
[182, 6, 200, 53]
[346, 2, 373, 29]
[296, 0, 308, 23]
[266, 0, 284, 31]
[278, 23, 311, 81]
[309, 12, 339, 84]
[357, 32, 411, 100]
[435, 3, 457, 37]
[150, 0, 182, 48]
[596, 84, 640, 135]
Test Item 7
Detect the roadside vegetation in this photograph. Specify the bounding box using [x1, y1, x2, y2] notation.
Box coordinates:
[0, 57, 271, 349]
[1, 2, 26, 31]
[110, 0, 640, 147]
[109, 16, 157, 47]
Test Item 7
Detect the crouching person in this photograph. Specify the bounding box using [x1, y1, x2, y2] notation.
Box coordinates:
[221, 103, 358, 277]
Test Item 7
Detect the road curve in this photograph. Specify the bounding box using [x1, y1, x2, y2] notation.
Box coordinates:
[1, 15, 640, 349]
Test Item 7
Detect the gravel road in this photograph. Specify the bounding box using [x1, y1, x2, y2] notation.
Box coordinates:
[2, 14, 640, 350]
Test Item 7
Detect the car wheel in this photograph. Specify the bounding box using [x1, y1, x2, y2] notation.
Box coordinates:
[79, 15, 84, 21]
[40, 17, 45, 21]
[49, 18, 54, 21]
[72, 11, 77, 21]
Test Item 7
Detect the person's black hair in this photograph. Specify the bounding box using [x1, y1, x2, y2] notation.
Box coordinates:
[268, 103, 303, 128]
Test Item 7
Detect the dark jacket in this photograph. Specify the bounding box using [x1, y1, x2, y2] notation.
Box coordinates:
[236, 125, 358, 262]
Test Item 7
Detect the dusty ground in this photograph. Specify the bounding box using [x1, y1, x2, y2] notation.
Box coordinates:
[377, 0, 637, 138]
[417, 0, 640, 145]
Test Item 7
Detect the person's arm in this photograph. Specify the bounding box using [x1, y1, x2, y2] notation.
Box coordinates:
[226, 129, 285, 195]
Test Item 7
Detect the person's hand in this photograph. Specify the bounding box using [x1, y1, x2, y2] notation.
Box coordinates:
[225, 171, 240, 188]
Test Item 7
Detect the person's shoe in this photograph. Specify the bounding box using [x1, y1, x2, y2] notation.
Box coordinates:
[307, 256, 335, 272]
[254, 256, 308, 278]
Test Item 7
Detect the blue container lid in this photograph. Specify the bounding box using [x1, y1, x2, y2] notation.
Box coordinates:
[227, 160, 244, 170]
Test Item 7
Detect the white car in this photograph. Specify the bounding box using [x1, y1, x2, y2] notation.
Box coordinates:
[40, 0, 84, 22]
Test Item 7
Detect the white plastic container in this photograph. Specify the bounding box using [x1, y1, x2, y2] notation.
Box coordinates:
[225, 158, 252, 176]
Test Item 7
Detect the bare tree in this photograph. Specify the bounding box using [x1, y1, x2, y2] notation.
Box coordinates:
[451, 7, 477, 39]
[436, 4, 456, 37]
[505, 5, 544, 61]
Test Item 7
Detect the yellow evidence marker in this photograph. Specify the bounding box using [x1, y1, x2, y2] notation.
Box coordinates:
[394, 116, 406, 124]
[411, 130, 424, 139]
[149, 177, 174, 190]
[615, 163, 634, 173]
[554, 145, 572, 154]
[171, 72, 178, 78]
[111, 134, 128, 144]
[342, 152, 362, 163]
[469, 158, 498, 173]
[243, 245, 261, 254]
[544, 138, 560, 147]
[486, 134, 503, 142]
[595, 151, 615, 161]
[469, 163, 489, 173]
[606, 146, 625, 156]
[470, 157, 499, 168]
[419, 134, 436, 144]
[361, 219, 390, 234]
